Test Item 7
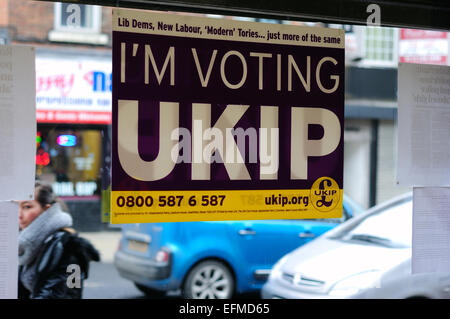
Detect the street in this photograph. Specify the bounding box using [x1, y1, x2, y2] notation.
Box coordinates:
[79, 231, 258, 299]
[83, 260, 145, 299]
[80, 230, 178, 299]
[80, 231, 146, 299]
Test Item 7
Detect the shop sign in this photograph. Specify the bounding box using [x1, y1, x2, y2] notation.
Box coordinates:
[35, 56, 112, 124]
[111, 9, 345, 223]
[53, 181, 98, 197]
[399, 29, 448, 65]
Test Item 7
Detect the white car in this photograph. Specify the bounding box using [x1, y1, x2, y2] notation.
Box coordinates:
[262, 194, 450, 299]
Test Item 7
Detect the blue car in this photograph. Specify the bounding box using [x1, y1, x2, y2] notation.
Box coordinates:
[114, 195, 363, 299]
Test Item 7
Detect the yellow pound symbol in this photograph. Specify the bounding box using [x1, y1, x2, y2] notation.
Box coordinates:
[311, 177, 340, 212]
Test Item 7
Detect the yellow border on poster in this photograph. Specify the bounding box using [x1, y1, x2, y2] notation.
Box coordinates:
[111, 189, 343, 223]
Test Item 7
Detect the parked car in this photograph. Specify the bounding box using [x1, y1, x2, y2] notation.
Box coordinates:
[262, 193, 450, 299]
[114, 195, 363, 299]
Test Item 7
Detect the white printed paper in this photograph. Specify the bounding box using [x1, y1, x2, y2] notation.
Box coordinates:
[412, 187, 450, 273]
[397, 63, 450, 186]
[0, 201, 18, 299]
[0, 45, 36, 200]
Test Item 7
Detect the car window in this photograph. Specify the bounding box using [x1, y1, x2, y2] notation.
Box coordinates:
[333, 200, 412, 248]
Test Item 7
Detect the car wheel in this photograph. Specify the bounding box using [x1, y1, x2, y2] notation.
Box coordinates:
[134, 283, 166, 298]
[183, 260, 234, 299]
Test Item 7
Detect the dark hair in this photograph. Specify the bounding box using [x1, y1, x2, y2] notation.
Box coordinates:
[34, 181, 69, 212]
[35, 181, 57, 207]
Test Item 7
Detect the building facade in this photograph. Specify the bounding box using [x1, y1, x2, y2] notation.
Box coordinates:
[0, 0, 113, 231]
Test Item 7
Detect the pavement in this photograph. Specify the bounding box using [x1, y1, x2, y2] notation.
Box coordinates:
[79, 230, 122, 263]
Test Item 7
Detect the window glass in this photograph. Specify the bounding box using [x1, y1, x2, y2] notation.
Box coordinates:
[365, 26, 397, 65]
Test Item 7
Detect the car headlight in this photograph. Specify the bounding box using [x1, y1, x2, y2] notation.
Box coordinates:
[329, 270, 382, 298]
[268, 254, 291, 281]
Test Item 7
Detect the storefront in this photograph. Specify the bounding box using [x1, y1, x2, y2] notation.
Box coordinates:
[35, 47, 112, 231]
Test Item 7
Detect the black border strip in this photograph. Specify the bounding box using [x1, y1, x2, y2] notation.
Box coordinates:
[36, 0, 450, 31]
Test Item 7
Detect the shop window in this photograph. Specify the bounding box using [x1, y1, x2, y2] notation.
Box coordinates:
[363, 27, 398, 67]
[48, 3, 108, 45]
[36, 128, 102, 198]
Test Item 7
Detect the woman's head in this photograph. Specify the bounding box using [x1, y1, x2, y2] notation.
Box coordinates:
[34, 181, 57, 208]
[18, 181, 57, 229]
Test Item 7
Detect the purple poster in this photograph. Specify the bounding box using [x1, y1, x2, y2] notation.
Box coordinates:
[112, 9, 345, 223]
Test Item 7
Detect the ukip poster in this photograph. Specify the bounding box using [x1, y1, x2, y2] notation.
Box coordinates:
[111, 9, 345, 223]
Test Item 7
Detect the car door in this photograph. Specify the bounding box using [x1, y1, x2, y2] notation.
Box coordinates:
[229, 219, 338, 283]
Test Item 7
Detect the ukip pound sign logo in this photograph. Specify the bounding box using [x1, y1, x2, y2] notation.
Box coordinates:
[311, 177, 340, 212]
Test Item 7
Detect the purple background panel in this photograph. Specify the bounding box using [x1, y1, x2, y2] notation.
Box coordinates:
[112, 31, 344, 191]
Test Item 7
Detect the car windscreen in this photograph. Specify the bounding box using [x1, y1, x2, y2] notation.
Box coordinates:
[331, 199, 412, 248]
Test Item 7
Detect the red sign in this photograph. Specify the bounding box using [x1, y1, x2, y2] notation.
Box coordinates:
[399, 29, 448, 66]
[36, 110, 112, 124]
[400, 29, 447, 40]
[399, 56, 447, 64]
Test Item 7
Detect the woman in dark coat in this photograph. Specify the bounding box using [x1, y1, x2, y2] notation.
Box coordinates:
[18, 181, 100, 299]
